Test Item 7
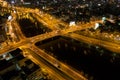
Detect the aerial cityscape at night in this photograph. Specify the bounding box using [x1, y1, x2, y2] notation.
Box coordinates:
[0, 0, 120, 80]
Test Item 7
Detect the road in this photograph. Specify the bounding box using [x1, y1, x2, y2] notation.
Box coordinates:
[1, 6, 120, 80]
[0, 20, 102, 54]
[21, 48, 74, 80]
[11, 12, 26, 40]
[22, 44, 87, 80]
[65, 33, 120, 53]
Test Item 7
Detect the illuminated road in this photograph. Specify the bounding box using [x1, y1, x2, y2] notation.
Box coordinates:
[29, 45, 87, 80]
[0, 21, 100, 79]
[65, 33, 120, 53]
[1, 6, 120, 80]
[32, 12, 67, 30]
[21, 48, 74, 80]
[19, 42, 87, 80]
[11, 13, 26, 40]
